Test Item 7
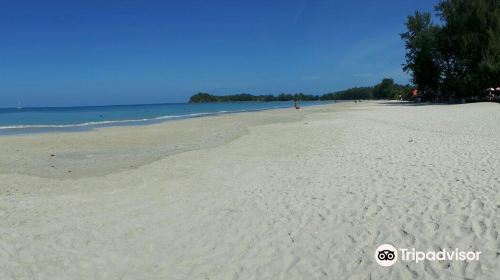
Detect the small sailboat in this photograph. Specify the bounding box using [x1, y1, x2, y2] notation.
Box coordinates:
[17, 101, 22, 109]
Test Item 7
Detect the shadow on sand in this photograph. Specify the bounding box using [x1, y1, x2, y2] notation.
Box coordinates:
[375, 101, 463, 107]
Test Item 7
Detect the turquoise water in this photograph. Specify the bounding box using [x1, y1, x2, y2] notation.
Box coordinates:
[0, 101, 332, 134]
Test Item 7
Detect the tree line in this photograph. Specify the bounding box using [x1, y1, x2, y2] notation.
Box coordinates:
[189, 93, 321, 103]
[401, 0, 500, 101]
[321, 79, 412, 100]
[189, 79, 412, 103]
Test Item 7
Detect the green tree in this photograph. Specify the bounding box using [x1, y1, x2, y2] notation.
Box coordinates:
[189, 92, 217, 103]
[373, 78, 397, 99]
[395, 84, 414, 100]
[401, 11, 441, 101]
[436, 0, 500, 98]
[402, 1, 500, 100]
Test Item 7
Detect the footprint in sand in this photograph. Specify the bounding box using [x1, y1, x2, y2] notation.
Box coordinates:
[424, 221, 440, 233]
[452, 215, 473, 237]
[365, 204, 381, 217]
[488, 228, 498, 240]
[471, 199, 484, 212]
[401, 229, 416, 245]
[471, 220, 486, 238]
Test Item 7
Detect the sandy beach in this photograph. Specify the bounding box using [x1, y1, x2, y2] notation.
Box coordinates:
[1, 101, 499, 279]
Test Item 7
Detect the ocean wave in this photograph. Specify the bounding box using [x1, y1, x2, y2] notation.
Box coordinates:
[0, 110, 244, 130]
[0, 102, 320, 131]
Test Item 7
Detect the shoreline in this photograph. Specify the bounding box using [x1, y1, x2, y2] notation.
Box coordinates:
[0, 101, 337, 136]
[0, 102, 348, 179]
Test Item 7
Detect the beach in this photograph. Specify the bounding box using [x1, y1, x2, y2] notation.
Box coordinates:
[1, 101, 499, 279]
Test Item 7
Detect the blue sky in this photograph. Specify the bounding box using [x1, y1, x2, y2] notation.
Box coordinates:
[0, 0, 438, 107]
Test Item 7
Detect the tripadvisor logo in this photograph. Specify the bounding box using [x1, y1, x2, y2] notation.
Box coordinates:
[375, 244, 481, 267]
[375, 244, 398, 267]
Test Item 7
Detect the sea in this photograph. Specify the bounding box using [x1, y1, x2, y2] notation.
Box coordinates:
[0, 101, 332, 135]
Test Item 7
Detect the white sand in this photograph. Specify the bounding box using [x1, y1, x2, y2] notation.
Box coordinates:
[1, 101, 499, 279]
